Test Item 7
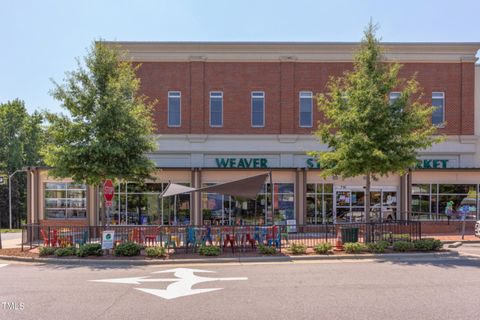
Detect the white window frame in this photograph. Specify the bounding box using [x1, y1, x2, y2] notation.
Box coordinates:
[167, 91, 181, 127]
[432, 92, 445, 127]
[389, 92, 401, 104]
[251, 91, 265, 128]
[299, 91, 313, 128]
[209, 91, 223, 127]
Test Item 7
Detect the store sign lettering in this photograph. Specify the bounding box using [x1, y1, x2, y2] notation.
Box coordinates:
[306, 158, 321, 169]
[215, 158, 268, 168]
[416, 159, 449, 169]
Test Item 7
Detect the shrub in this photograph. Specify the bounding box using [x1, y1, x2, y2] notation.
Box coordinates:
[413, 238, 443, 251]
[54, 246, 76, 257]
[258, 245, 277, 255]
[367, 240, 390, 253]
[313, 243, 333, 254]
[39, 246, 56, 256]
[343, 242, 365, 254]
[114, 242, 142, 256]
[198, 245, 221, 256]
[392, 241, 415, 252]
[383, 233, 411, 243]
[76, 243, 103, 257]
[145, 246, 167, 258]
[290, 243, 307, 255]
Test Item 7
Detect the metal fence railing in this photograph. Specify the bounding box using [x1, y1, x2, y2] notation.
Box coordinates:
[21, 221, 422, 253]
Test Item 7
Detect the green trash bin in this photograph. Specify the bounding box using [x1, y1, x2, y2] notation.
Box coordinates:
[341, 227, 359, 243]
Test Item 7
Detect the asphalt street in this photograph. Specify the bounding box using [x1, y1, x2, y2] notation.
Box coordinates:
[1, 253, 480, 320]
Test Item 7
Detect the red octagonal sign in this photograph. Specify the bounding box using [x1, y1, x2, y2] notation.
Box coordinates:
[103, 179, 115, 202]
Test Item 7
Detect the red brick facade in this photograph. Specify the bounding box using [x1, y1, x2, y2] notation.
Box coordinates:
[136, 61, 476, 135]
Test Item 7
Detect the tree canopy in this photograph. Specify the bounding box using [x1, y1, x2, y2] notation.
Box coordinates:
[43, 41, 156, 186]
[0, 99, 44, 227]
[310, 23, 442, 220]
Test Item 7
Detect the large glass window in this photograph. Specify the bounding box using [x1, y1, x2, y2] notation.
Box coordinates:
[411, 184, 478, 220]
[202, 183, 269, 225]
[432, 92, 445, 126]
[168, 91, 181, 127]
[111, 182, 190, 225]
[44, 182, 87, 219]
[210, 91, 223, 127]
[306, 183, 334, 224]
[202, 182, 294, 225]
[251, 91, 265, 127]
[299, 91, 313, 127]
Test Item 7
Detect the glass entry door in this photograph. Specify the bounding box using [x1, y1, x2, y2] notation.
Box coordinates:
[333, 186, 398, 222]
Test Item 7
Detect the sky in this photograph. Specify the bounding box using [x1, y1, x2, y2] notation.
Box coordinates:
[1, 0, 480, 114]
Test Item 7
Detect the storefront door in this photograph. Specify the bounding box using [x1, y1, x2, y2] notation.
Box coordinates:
[333, 186, 398, 222]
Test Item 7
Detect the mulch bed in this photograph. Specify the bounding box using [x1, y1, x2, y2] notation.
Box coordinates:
[0, 246, 448, 261]
[0, 248, 39, 258]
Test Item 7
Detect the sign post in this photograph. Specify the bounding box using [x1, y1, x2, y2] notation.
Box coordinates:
[103, 179, 114, 226]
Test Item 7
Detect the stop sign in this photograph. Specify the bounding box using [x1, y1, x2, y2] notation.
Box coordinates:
[103, 179, 115, 202]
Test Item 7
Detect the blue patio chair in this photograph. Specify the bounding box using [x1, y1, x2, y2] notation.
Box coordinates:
[74, 230, 88, 247]
[202, 226, 213, 245]
[186, 227, 198, 252]
[267, 226, 281, 248]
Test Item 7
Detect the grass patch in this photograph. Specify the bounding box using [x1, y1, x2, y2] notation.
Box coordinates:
[0, 229, 21, 233]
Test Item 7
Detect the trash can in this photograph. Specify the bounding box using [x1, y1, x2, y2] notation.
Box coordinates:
[341, 227, 359, 243]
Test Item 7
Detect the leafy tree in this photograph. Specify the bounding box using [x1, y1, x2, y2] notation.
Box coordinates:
[0, 99, 44, 228]
[310, 23, 442, 221]
[43, 41, 156, 186]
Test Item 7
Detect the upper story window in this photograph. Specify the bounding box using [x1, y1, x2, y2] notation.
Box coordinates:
[251, 91, 265, 127]
[209, 91, 223, 127]
[432, 92, 445, 126]
[389, 92, 401, 104]
[168, 91, 181, 127]
[299, 91, 313, 127]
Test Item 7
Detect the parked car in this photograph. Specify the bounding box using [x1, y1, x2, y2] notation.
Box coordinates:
[350, 204, 395, 222]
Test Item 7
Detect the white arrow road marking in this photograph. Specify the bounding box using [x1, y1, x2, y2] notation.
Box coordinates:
[91, 276, 179, 285]
[91, 268, 248, 300]
[0, 264, 7, 268]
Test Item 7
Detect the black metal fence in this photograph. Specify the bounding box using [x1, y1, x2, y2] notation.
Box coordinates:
[21, 221, 421, 253]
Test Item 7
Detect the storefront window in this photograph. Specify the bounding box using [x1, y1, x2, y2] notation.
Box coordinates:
[44, 182, 87, 219]
[306, 183, 334, 224]
[202, 183, 293, 225]
[111, 182, 190, 225]
[411, 184, 478, 220]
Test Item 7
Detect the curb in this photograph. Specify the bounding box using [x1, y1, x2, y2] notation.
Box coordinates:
[0, 251, 459, 266]
[440, 240, 480, 244]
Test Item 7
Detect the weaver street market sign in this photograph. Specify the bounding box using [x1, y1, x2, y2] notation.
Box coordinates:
[214, 157, 451, 169]
[215, 158, 268, 168]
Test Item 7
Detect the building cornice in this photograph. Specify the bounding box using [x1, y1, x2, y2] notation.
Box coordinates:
[106, 41, 480, 63]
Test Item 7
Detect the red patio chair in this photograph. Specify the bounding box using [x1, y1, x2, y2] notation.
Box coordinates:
[223, 228, 235, 253]
[41, 229, 51, 247]
[144, 227, 159, 246]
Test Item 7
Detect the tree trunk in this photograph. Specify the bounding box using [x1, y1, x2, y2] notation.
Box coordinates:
[365, 174, 371, 222]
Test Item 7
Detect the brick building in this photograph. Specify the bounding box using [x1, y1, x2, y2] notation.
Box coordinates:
[26, 42, 480, 232]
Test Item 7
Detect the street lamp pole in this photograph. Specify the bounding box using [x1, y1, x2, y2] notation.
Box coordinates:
[9, 169, 27, 230]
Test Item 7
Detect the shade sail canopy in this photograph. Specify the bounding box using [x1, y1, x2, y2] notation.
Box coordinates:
[159, 173, 270, 199]
[160, 183, 196, 198]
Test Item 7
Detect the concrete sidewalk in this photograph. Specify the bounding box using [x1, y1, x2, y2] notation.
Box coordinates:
[0, 232, 22, 249]
[430, 234, 480, 243]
